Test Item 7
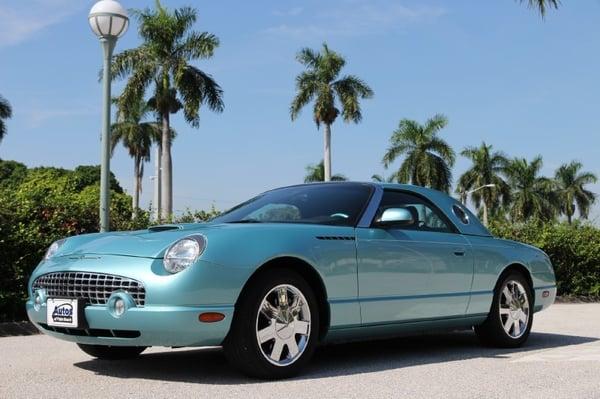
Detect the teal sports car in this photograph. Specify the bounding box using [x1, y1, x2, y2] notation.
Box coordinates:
[27, 182, 556, 378]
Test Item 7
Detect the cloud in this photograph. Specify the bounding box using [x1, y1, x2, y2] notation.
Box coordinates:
[0, 0, 84, 47]
[264, 1, 446, 39]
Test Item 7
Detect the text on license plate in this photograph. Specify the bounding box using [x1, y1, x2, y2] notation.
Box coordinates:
[46, 298, 79, 328]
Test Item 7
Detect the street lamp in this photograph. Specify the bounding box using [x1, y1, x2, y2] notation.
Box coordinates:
[88, 0, 129, 232]
[467, 184, 496, 195]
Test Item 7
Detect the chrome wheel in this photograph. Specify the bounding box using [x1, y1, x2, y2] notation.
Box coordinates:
[499, 280, 530, 339]
[255, 284, 311, 367]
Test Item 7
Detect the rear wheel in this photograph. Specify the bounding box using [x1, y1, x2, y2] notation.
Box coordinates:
[224, 269, 319, 379]
[77, 344, 146, 360]
[474, 272, 533, 348]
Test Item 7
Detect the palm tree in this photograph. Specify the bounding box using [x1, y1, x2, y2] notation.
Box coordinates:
[371, 174, 396, 183]
[520, 0, 559, 17]
[304, 160, 347, 183]
[111, 97, 161, 217]
[0, 95, 12, 144]
[504, 156, 558, 222]
[554, 161, 597, 224]
[456, 142, 511, 226]
[111, 1, 224, 218]
[382, 114, 455, 193]
[291, 43, 373, 182]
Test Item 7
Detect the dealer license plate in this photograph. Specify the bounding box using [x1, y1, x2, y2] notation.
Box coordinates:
[46, 298, 79, 328]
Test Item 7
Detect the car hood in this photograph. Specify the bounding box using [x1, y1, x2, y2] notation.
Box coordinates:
[54, 223, 221, 259]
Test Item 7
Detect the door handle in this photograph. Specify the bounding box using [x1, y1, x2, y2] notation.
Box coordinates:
[453, 249, 466, 256]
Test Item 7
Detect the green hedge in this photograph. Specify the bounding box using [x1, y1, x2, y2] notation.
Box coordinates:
[489, 220, 600, 297]
[0, 161, 148, 322]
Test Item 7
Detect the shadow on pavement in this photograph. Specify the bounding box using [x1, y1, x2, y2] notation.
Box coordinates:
[74, 331, 597, 384]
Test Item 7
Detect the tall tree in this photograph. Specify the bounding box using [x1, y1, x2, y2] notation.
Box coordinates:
[382, 114, 455, 193]
[520, 0, 559, 17]
[456, 142, 511, 226]
[554, 161, 597, 224]
[304, 160, 347, 183]
[0, 95, 12, 144]
[291, 43, 373, 182]
[371, 174, 396, 183]
[111, 97, 161, 217]
[111, 1, 224, 218]
[504, 156, 558, 221]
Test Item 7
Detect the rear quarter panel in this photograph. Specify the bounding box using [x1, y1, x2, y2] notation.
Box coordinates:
[465, 236, 556, 315]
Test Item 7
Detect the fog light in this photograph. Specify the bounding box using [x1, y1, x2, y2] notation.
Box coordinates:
[107, 291, 135, 318]
[114, 298, 125, 316]
[33, 289, 47, 311]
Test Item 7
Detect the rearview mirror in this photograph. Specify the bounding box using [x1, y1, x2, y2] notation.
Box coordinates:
[375, 208, 415, 227]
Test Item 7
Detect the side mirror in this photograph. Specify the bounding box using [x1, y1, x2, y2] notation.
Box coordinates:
[375, 207, 415, 227]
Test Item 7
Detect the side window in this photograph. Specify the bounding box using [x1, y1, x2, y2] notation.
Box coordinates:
[374, 190, 454, 233]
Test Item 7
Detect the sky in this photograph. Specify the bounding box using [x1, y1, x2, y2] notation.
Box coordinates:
[1, 0, 600, 220]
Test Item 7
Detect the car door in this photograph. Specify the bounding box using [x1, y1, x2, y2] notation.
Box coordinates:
[357, 190, 474, 325]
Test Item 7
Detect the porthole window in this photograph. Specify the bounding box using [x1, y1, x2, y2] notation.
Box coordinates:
[452, 204, 470, 225]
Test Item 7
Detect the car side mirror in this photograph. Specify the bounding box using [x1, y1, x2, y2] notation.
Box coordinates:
[375, 208, 415, 227]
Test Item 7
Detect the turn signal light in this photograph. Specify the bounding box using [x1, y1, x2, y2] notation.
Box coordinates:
[199, 312, 225, 323]
[542, 291, 550, 298]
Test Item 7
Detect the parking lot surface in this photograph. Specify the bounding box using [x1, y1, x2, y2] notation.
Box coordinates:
[1, 304, 599, 398]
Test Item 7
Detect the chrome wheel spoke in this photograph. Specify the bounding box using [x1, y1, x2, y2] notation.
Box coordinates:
[294, 320, 310, 335]
[257, 323, 276, 344]
[261, 301, 279, 320]
[503, 315, 514, 333]
[270, 339, 284, 362]
[513, 319, 521, 336]
[518, 310, 528, 324]
[286, 338, 300, 357]
[502, 287, 513, 302]
[499, 307, 510, 315]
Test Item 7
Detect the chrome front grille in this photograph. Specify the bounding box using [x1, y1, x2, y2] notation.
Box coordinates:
[32, 272, 145, 306]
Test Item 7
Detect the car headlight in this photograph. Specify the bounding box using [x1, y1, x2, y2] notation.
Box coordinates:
[43, 239, 66, 261]
[163, 235, 206, 274]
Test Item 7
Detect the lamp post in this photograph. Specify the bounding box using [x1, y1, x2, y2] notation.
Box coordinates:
[466, 184, 496, 227]
[88, 0, 129, 232]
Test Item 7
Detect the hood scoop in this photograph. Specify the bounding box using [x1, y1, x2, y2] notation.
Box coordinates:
[148, 224, 183, 233]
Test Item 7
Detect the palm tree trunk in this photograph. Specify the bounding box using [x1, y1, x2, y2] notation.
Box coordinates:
[482, 201, 489, 227]
[132, 157, 140, 219]
[323, 124, 332, 182]
[567, 212, 572, 225]
[160, 112, 172, 219]
[153, 144, 162, 222]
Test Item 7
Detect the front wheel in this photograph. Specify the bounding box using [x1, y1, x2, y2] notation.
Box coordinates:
[77, 344, 146, 360]
[224, 269, 319, 379]
[474, 272, 534, 348]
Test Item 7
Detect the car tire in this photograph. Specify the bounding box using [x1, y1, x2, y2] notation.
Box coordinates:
[474, 272, 534, 348]
[223, 269, 320, 379]
[77, 344, 146, 360]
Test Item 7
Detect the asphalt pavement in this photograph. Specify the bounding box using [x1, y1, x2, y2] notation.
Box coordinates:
[1, 303, 599, 398]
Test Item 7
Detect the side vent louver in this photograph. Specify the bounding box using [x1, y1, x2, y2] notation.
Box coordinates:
[315, 236, 355, 241]
[148, 225, 182, 232]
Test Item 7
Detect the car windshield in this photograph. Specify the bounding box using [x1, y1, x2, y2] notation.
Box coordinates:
[211, 183, 373, 227]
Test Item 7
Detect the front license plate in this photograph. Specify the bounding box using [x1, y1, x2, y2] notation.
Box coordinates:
[46, 298, 79, 328]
